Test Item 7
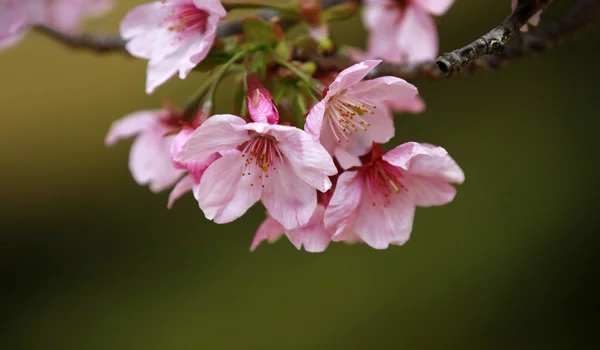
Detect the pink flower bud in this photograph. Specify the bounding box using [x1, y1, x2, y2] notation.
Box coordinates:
[245, 74, 279, 124]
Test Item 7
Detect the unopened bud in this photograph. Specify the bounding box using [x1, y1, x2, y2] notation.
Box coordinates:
[246, 74, 279, 124]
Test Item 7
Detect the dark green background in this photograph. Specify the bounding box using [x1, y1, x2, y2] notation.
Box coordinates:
[1, 1, 598, 349]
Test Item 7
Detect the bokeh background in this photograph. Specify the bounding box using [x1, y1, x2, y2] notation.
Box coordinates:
[1, 1, 598, 349]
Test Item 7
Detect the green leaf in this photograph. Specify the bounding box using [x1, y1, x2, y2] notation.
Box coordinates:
[242, 16, 278, 43]
[273, 40, 292, 61]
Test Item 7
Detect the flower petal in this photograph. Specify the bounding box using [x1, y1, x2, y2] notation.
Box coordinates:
[382, 142, 447, 170]
[385, 143, 464, 184]
[334, 147, 361, 170]
[168, 175, 196, 209]
[196, 152, 262, 224]
[396, 6, 438, 62]
[402, 175, 458, 207]
[386, 95, 426, 114]
[324, 171, 363, 236]
[193, 0, 227, 17]
[417, 0, 455, 16]
[262, 159, 317, 230]
[327, 60, 382, 96]
[269, 125, 337, 192]
[250, 215, 285, 251]
[304, 99, 327, 140]
[353, 191, 416, 249]
[176, 114, 249, 162]
[347, 76, 418, 104]
[105, 110, 161, 146]
[286, 205, 332, 252]
[341, 104, 395, 156]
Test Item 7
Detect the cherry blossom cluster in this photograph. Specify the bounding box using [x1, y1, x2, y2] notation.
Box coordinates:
[5, 0, 529, 252]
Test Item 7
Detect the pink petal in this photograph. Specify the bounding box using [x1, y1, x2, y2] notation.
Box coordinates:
[324, 171, 363, 236]
[382, 142, 447, 171]
[193, 0, 227, 17]
[196, 152, 262, 224]
[362, 6, 404, 63]
[386, 95, 426, 114]
[176, 114, 249, 162]
[341, 104, 395, 156]
[416, 0, 455, 16]
[261, 159, 317, 230]
[286, 205, 333, 252]
[168, 174, 196, 209]
[387, 143, 465, 184]
[120, 2, 165, 42]
[328, 60, 382, 96]
[353, 191, 415, 249]
[105, 110, 161, 146]
[269, 125, 337, 192]
[250, 215, 285, 251]
[304, 99, 327, 140]
[129, 128, 184, 193]
[334, 147, 361, 170]
[396, 6, 438, 62]
[401, 175, 458, 207]
[347, 76, 418, 104]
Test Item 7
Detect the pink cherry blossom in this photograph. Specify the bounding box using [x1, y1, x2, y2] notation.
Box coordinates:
[168, 125, 220, 208]
[0, 0, 113, 50]
[325, 142, 464, 250]
[250, 205, 333, 252]
[246, 74, 279, 124]
[362, 0, 454, 63]
[511, 0, 544, 32]
[305, 60, 419, 156]
[175, 114, 337, 229]
[105, 109, 184, 193]
[120, 0, 227, 94]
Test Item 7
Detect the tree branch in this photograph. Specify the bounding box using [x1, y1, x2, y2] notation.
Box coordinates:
[436, 0, 552, 76]
[308, 0, 600, 80]
[35, 0, 359, 54]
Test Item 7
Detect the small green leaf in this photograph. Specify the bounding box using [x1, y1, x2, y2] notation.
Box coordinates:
[242, 16, 278, 43]
[273, 40, 292, 61]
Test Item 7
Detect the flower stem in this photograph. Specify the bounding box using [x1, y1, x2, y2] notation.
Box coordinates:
[271, 55, 315, 86]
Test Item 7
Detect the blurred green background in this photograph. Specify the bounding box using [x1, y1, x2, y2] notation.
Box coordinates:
[1, 1, 598, 349]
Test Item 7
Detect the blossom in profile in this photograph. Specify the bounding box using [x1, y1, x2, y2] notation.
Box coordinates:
[0, 0, 113, 49]
[245, 74, 279, 125]
[251, 205, 333, 253]
[362, 0, 455, 63]
[325, 142, 464, 250]
[305, 60, 418, 156]
[105, 109, 184, 193]
[120, 0, 227, 94]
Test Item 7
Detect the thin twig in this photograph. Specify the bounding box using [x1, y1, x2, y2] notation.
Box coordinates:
[35, 0, 359, 54]
[436, 0, 552, 76]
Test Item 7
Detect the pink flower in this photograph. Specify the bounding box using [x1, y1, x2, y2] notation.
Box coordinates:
[175, 114, 337, 229]
[168, 125, 220, 208]
[362, 0, 454, 63]
[250, 204, 333, 252]
[245, 74, 279, 124]
[511, 0, 544, 32]
[305, 60, 418, 156]
[0, 0, 113, 50]
[120, 0, 227, 94]
[324, 142, 464, 250]
[105, 109, 184, 193]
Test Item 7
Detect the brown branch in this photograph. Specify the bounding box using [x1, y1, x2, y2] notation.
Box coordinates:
[308, 0, 600, 80]
[436, 0, 552, 76]
[35, 0, 359, 54]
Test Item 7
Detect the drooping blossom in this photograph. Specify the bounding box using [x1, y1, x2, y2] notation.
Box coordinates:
[325, 142, 464, 250]
[250, 205, 333, 252]
[511, 0, 544, 32]
[168, 125, 220, 208]
[120, 0, 227, 94]
[305, 60, 418, 156]
[105, 109, 184, 193]
[362, 0, 455, 64]
[175, 109, 337, 230]
[0, 0, 113, 50]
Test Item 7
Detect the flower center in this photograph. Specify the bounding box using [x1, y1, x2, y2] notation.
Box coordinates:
[363, 161, 406, 207]
[163, 4, 209, 34]
[240, 135, 282, 188]
[326, 93, 376, 144]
